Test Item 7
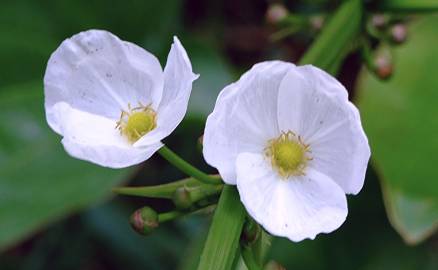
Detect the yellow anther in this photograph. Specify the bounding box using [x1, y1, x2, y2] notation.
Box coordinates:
[265, 131, 311, 178]
[116, 103, 157, 143]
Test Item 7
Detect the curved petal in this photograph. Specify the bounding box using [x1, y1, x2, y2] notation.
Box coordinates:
[277, 65, 370, 194]
[53, 102, 162, 168]
[134, 36, 197, 147]
[236, 152, 348, 242]
[44, 29, 163, 134]
[202, 61, 294, 184]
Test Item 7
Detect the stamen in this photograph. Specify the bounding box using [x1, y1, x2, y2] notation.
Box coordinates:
[116, 103, 157, 143]
[265, 131, 312, 178]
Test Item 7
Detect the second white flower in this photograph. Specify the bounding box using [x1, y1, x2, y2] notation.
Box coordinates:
[203, 61, 370, 242]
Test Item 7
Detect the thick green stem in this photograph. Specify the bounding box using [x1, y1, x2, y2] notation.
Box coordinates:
[197, 185, 246, 270]
[299, 0, 362, 74]
[158, 145, 221, 185]
[242, 246, 262, 270]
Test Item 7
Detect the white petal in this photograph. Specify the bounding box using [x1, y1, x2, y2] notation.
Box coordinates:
[202, 61, 293, 184]
[53, 102, 162, 168]
[236, 152, 348, 242]
[134, 36, 197, 147]
[44, 29, 163, 134]
[277, 65, 370, 194]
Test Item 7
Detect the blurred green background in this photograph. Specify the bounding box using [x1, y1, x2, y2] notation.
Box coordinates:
[0, 0, 437, 269]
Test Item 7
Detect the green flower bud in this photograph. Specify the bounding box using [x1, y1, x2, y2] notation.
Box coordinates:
[173, 187, 193, 209]
[129, 206, 159, 235]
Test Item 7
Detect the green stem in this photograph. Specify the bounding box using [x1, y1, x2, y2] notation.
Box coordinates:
[242, 246, 262, 270]
[159, 204, 217, 223]
[299, 0, 362, 74]
[159, 210, 184, 223]
[158, 145, 221, 185]
[190, 184, 223, 202]
[113, 177, 201, 198]
[197, 185, 246, 270]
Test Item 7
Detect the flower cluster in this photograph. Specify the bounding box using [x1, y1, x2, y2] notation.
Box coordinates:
[45, 30, 370, 242]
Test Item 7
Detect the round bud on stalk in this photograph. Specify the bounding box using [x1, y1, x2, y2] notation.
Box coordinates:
[130, 206, 159, 235]
[266, 4, 288, 24]
[374, 46, 394, 80]
[264, 261, 286, 270]
[390, 23, 407, 44]
[173, 187, 193, 209]
[371, 14, 387, 29]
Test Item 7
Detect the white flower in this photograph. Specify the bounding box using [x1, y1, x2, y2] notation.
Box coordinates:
[203, 61, 370, 242]
[44, 30, 198, 168]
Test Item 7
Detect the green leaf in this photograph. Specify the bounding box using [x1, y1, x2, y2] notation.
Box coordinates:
[299, 0, 362, 74]
[381, 181, 438, 244]
[0, 82, 131, 250]
[197, 185, 246, 270]
[357, 15, 438, 244]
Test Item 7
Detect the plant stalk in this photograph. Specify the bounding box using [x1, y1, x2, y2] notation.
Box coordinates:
[158, 145, 221, 185]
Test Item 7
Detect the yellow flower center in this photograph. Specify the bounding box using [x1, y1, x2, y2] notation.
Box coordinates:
[266, 131, 311, 178]
[116, 103, 157, 143]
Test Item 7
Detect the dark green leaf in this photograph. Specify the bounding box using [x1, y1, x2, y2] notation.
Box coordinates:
[0, 82, 131, 250]
[357, 15, 438, 244]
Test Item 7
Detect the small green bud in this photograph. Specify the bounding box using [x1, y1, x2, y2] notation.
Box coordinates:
[173, 187, 193, 209]
[129, 206, 159, 235]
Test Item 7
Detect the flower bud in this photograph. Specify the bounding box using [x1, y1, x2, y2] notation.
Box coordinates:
[266, 4, 288, 24]
[371, 14, 387, 29]
[130, 206, 159, 235]
[374, 47, 393, 80]
[173, 187, 193, 209]
[390, 23, 407, 44]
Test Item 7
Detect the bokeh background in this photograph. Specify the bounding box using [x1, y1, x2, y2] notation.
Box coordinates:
[1, 0, 437, 269]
